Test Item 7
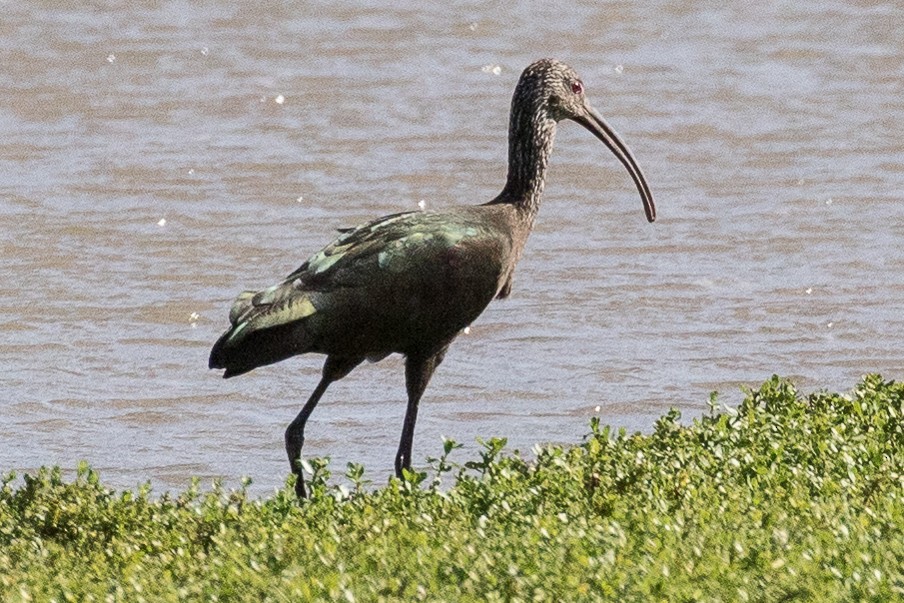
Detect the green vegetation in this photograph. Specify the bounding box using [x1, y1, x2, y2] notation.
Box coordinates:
[2, 375, 902, 602]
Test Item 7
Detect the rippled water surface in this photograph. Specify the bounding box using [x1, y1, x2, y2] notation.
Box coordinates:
[2, 2, 902, 494]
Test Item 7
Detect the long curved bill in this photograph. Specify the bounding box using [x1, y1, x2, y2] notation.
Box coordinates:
[572, 103, 656, 223]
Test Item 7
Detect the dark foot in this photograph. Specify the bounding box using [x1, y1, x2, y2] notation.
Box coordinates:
[394, 450, 410, 478]
[293, 471, 306, 498]
[285, 430, 306, 498]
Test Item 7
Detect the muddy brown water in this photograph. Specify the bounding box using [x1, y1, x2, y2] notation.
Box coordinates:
[1, 2, 902, 494]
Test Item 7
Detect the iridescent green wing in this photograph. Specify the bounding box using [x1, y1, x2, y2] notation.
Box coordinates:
[286, 211, 420, 286]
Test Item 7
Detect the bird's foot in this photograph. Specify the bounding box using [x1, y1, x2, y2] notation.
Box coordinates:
[285, 431, 306, 499]
[394, 450, 410, 478]
[293, 472, 307, 499]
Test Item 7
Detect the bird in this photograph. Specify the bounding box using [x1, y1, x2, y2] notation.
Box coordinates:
[209, 58, 656, 498]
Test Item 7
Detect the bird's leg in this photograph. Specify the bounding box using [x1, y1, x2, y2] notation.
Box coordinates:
[285, 378, 328, 499]
[395, 346, 449, 477]
[286, 355, 362, 498]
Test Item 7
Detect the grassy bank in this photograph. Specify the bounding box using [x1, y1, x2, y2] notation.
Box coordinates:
[2, 375, 902, 602]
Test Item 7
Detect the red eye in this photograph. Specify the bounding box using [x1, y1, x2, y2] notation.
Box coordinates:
[571, 80, 583, 95]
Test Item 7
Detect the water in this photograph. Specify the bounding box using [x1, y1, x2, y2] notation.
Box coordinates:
[2, 1, 902, 495]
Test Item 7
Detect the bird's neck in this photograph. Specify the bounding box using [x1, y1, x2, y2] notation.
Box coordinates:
[489, 101, 557, 218]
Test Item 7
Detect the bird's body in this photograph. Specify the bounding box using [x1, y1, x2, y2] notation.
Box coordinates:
[210, 205, 526, 375]
[210, 59, 656, 497]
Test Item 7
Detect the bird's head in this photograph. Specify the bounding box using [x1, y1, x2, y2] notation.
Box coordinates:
[514, 59, 656, 223]
[517, 59, 588, 122]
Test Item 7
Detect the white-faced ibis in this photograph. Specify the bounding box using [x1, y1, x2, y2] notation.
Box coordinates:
[209, 59, 656, 497]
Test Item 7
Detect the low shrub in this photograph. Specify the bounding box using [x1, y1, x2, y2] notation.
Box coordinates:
[1, 375, 901, 601]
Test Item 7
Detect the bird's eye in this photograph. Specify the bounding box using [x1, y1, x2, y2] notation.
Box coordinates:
[571, 80, 584, 95]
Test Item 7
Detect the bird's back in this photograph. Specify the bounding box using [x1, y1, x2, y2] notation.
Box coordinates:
[209, 206, 519, 376]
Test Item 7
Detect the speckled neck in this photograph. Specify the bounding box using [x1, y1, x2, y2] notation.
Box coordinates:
[488, 72, 557, 220]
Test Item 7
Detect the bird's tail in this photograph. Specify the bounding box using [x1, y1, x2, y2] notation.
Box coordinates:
[209, 285, 318, 378]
